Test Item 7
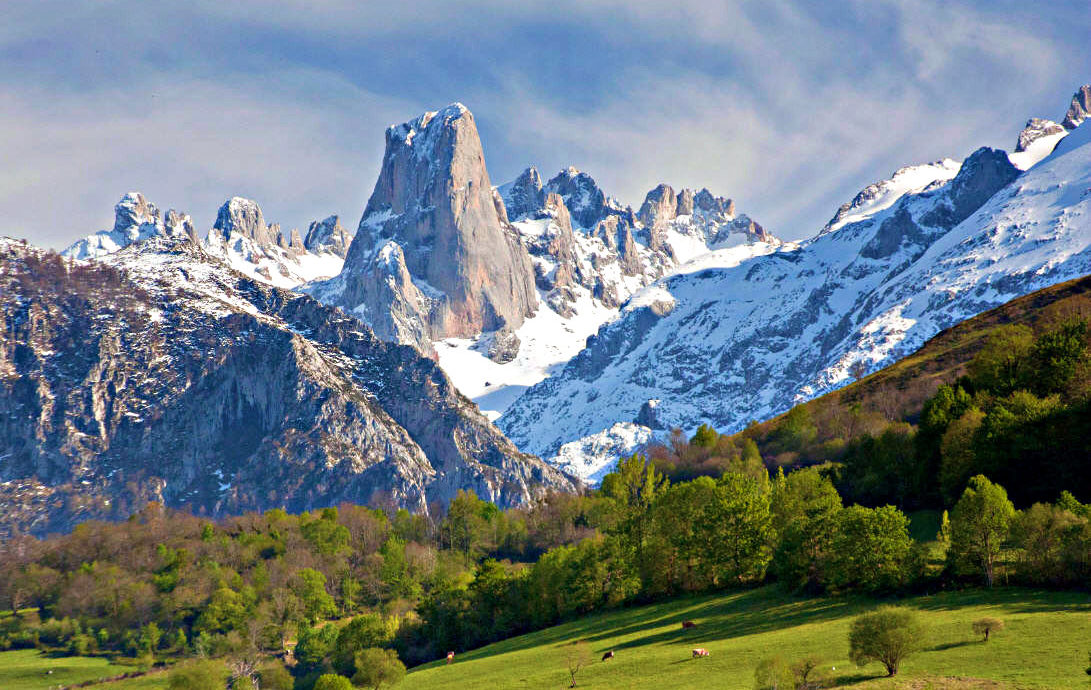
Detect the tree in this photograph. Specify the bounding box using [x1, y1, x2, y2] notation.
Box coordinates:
[771, 468, 842, 591]
[293, 568, 337, 623]
[563, 640, 593, 688]
[352, 647, 406, 689]
[753, 656, 793, 689]
[972, 617, 1004, 642]
[600, 454, 668, 576]
[827, 505, 912, 593]
[790, 656, 830, 689]
[333, 614, 390, 675]
[313, 674, 355, 690]
[167, 659, 228, 690]
[258, 662, 294, 690]
[948, 476, 1015, 586]
[848, 607, 924, 677]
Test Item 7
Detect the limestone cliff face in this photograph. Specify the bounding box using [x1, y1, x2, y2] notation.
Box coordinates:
[0, 236, 576, 536]
[330, 104, 538, 349]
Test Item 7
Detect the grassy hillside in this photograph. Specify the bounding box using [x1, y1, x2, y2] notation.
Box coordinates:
[0, 649, 167, 689]
[401, 586, 1090, 689]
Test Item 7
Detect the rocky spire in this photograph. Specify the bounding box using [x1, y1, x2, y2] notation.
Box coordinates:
[113, 192, 160, 234]
[164, 209, 197, 242]
[1062, 85, 1091, 130]
[544, 167, 611, 229]
[1016, 118, 1066, 152]
[304, 215, 354, 258]
[500, 167, 546, 221]
[211, 197, 276, 248]
[339, 103, 538, 343]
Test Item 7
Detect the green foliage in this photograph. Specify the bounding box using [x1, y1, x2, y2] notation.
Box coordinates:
[972, 617, 1004, 642]
[333, 614, 390, 675]
[827, 505, 912, 593]
[352, 647, 406, 689]
[313, 673, 355, 690]
[167, 658, 228, 690]
[753, 656, 793, 689]
[966, 324, 1034, 395]
[295, 624, 339, 671]
[691, 424, 718, 449]
[772, 405, 817, 453]
[848, 606, 924, 676]
[258, 662, 294, 690]
[948, 475, 1015, 586]
[293, 569, 337, 623]
[771, 469, 842, 592]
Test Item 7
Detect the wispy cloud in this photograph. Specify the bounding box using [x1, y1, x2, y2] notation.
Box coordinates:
[0, 0, 1086, 247]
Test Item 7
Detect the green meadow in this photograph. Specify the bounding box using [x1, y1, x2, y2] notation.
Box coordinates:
[402, 587, 1090, 689]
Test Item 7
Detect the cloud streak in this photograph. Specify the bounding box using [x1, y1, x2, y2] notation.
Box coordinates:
[0, 0, 1087, 248]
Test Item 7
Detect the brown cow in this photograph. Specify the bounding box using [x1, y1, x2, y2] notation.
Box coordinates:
[692, 648, 710, 658]
[601, 651, 615, 661]
[682, 620, 697, 629]
[446, 651, 455, 664]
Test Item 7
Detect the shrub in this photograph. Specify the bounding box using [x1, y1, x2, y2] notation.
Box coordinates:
[352, 647, 407, 689]
[167, 659, 229, 690]
[313, 674, 354, 690]
[753, 656, 793, 689]
[848, 606, 925, 676]
[972, 617, 1005, 642]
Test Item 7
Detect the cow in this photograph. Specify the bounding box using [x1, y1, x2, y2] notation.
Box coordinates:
[446, 651, 455, 665]
[692, 648, 710, 659]
[682, 620, 698, 629]
[601, 651, 615, 661]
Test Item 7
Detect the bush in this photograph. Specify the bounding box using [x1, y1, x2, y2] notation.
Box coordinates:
[972, 617, 1004, 642]
[258, 662, 294, 690]
[848, 606, 924, 677]
[353, 647, 407, 689]
[790, 656, 829, 689]
[313, 673, 355, 690]
[754, 656, 792, 689]
[167, 659, 229, 690]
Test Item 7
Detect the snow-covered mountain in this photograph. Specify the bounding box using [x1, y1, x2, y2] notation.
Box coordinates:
[304, 103, 779, 418]
[64, 195, 352, 289]
[500, 86, 1091, 482]
[0, 234, 575, 536]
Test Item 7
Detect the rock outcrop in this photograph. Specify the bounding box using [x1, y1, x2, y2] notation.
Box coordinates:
[304, 215, 354, 258]
[1062, 85, 1091, 130]
[63, 192, 194, 260]
[0, 236, 576, 536]
[321, 104, 538, 350]
[1016, 118, 1066, 152]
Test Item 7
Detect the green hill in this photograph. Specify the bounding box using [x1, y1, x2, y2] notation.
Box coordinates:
[401, 586, 1090, 689]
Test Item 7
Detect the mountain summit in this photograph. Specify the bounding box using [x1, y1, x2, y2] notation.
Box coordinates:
[314, 104, 538, 351]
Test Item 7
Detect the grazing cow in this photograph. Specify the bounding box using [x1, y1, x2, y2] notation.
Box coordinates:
[682, 620, 697, 629]
[601, 651, 615, 661]
[692, 648, 710, 658]
[446, 651, 455, 664]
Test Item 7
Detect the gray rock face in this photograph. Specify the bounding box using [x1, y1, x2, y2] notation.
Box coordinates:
[63, 193, 195, 260]
[637, 184, 679, 229]
[211, 197, 277, 249]
[1016, 118, 1066, 152]
[332, 104, 538, 348]
[486, 327, 521, 364]
[304, 215, 355, 258]
[0, 236, 576, 536]
[544, 167, 615, 229]
[499, 167, 546, 221]
[1062, 85, 1091, 130]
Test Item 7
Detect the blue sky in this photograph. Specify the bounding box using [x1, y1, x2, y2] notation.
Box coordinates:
[2, 0, 1088, 248]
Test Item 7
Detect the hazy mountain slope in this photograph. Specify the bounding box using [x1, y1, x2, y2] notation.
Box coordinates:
[0, 236, 575, 536]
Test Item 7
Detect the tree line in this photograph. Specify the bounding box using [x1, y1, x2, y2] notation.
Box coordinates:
[3, 449, 1090, 688]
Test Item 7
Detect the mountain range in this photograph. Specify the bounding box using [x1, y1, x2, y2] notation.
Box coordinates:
[1, 84, 1089, 532]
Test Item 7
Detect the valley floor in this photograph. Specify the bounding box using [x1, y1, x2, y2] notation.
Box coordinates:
[402, 586, 1090, 689]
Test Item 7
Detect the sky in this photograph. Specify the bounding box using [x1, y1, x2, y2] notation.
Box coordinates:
[1, 1, 1088, 249]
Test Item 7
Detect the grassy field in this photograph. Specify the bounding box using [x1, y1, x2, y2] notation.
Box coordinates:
[0, 649, 163, 690]
[402, 587, 1091, 689]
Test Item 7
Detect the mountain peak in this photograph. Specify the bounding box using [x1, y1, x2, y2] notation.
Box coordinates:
[1062, 85, 1091, 130]
[212, 196, 275, 247]
[113, 192, 160, 233]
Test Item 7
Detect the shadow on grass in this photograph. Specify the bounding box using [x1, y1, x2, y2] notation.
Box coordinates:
[831, 671, 884, 686]
[930, 639, 977, 651]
